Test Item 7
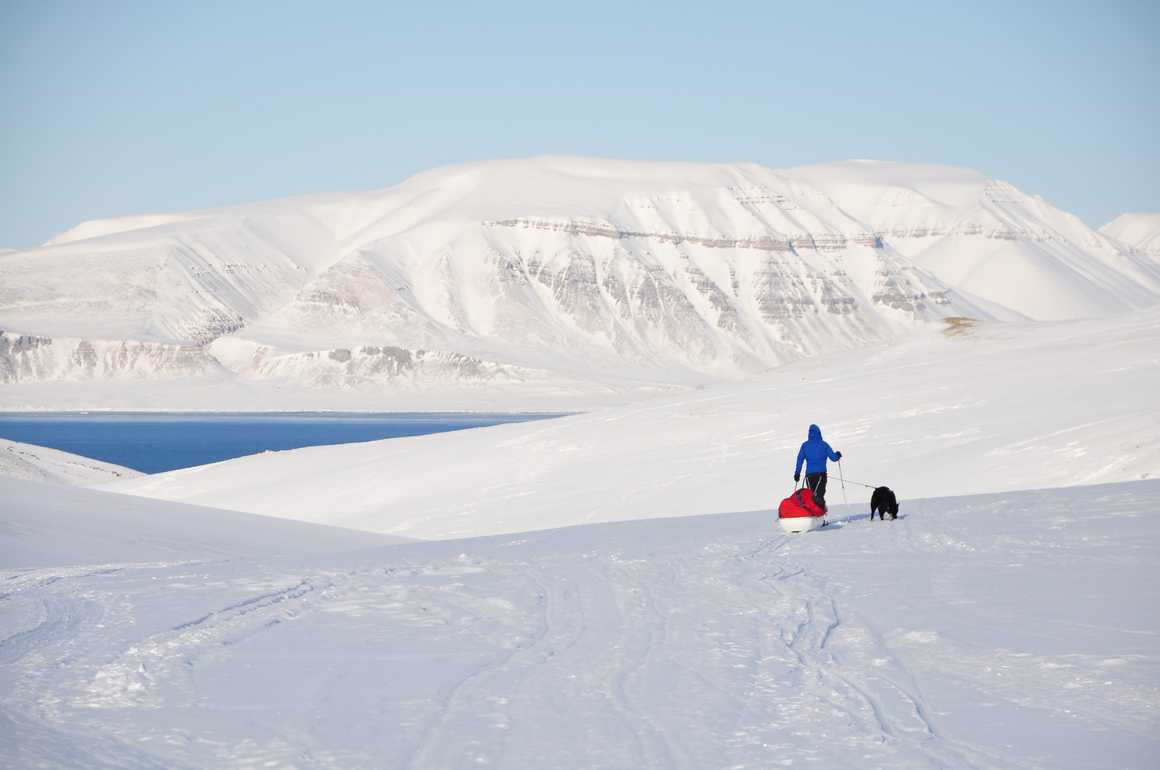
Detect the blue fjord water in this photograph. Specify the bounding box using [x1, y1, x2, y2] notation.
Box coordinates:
[0, 412, 559, 474]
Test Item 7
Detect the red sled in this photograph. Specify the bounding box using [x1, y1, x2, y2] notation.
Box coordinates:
[777, 488, 827, 534]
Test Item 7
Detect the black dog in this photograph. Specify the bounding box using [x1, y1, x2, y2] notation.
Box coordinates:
[870, 486, 900, 521]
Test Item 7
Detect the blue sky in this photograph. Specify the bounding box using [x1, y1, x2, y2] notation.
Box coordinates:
[1, 0, 1156, 246]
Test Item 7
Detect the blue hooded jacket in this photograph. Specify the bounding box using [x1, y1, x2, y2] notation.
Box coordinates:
[795, 424, 840, 476]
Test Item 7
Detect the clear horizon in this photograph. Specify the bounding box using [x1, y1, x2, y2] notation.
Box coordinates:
[2, 0, 1157, 247]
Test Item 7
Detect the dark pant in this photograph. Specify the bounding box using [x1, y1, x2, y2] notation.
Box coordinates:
[805, 472, 828, 510]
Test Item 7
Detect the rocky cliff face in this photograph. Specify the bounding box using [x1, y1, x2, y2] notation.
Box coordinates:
[0, 332, 220, 383]
[208, 337, 538, 388]
[2, 158, 1157, 391]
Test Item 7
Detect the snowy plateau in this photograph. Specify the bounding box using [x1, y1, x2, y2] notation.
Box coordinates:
[2, 157, 1160, 769]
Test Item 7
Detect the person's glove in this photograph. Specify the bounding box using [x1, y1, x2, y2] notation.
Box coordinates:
[793, 473, 800, 482]
[835, 452, 842, 461]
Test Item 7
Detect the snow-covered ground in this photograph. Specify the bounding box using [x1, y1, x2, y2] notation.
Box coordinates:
[2, 479, 1157, 769]
[108, 310, 1160, 539]
[0, 438, 141, 485]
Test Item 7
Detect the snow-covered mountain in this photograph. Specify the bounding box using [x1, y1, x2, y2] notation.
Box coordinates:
[0, 438, 141, 486]
[4, 158, 1158, 396]
[1102, 212, 1160, 260]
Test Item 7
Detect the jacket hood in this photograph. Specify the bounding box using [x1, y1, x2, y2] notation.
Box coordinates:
[808, 424, 821, 441]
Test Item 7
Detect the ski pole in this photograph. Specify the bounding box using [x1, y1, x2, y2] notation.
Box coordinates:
[838, 460, 848, 507]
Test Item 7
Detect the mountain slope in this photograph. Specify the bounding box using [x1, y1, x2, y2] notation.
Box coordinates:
[108, 309, 1160, 539]
[4, 158, 1157, 395]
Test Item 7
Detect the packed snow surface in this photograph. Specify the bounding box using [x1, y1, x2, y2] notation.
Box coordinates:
[0, 438, 140, 485]
[2, 480, 1157, 768]
[4, 157, 1159, 403]
[110, 310, 1160, 539]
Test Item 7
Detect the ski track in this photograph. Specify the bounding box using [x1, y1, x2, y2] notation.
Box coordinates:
[2, 492, 1158, 769]
[400, 568, 555, 770]
[0, 594, 97, 666]
[389, 531, 1019, 769]
[0, 545, 1063, 769]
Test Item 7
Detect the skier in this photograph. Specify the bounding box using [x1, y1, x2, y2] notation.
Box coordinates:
[793, 424, 842, 511]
